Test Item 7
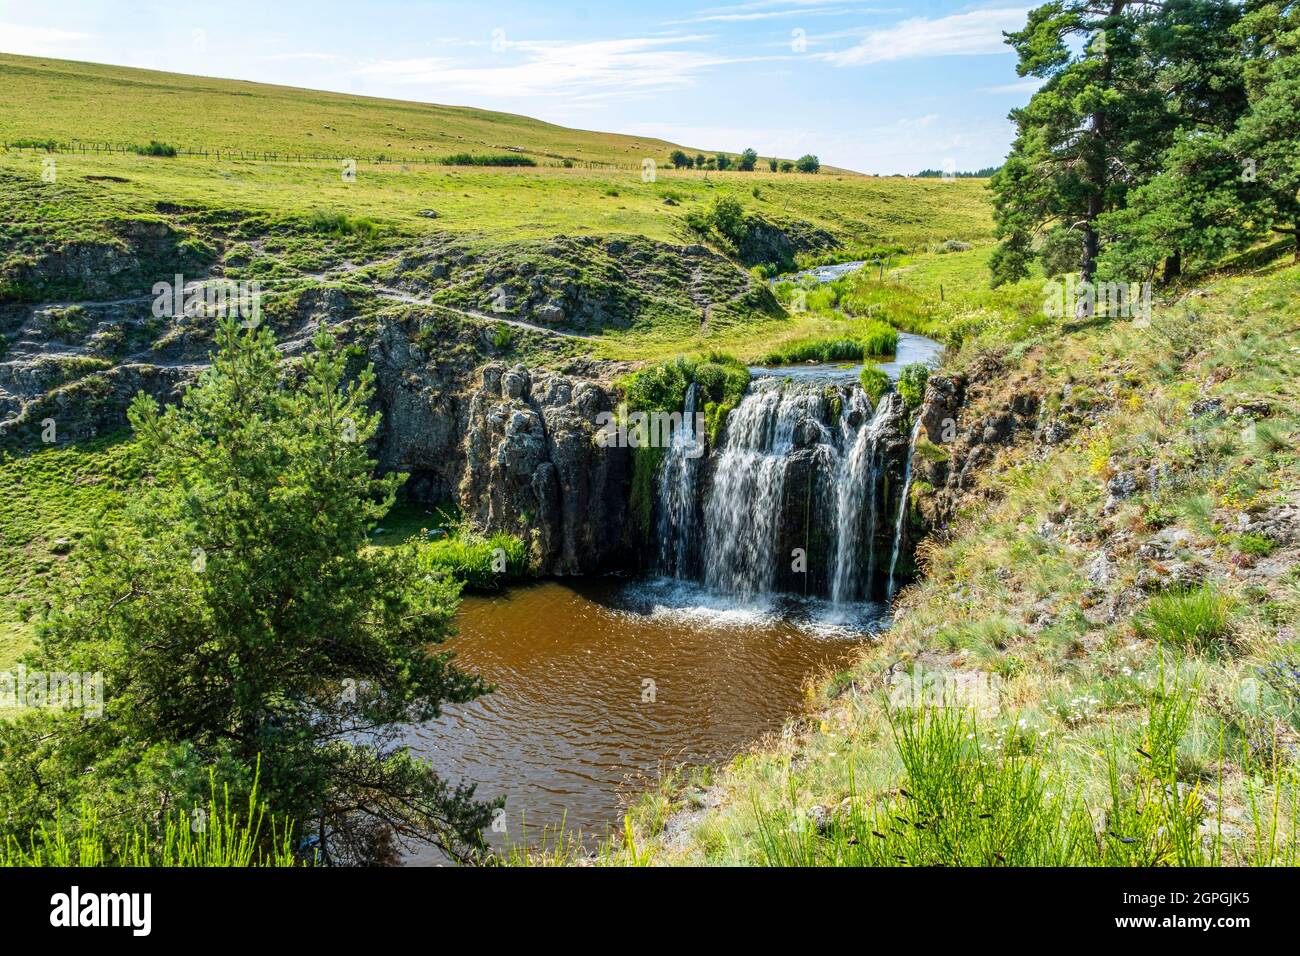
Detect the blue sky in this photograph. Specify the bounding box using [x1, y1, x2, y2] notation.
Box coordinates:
[0, 1, 1043, 173]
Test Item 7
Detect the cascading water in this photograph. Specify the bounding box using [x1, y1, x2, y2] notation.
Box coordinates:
[654, 374, 911, 608]
[886, 415, 924, 601]
[701, 378, 826, 600]
[830, 396, 890, 604]
[657, 382, 702, 578]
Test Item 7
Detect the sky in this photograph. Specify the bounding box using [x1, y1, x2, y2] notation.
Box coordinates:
[0, 1, 1044, 174]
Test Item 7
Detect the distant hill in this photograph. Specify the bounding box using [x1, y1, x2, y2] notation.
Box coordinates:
[0, 52, 814, 171]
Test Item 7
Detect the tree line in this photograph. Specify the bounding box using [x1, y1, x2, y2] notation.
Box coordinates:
[668, 148, 821, 174]
[991, 0, 1299, 291]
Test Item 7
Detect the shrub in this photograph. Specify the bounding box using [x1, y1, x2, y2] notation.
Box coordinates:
[1138, 585, 1233, 651]
[437, 153, 536, 167]
[795, 154, 820, 174]
[1237, 532, 1276, 557]
[668, 149, 692, 169]
[859, 366, 890, 403]
[491, 324, 514, 350]
[306, 209, 379, 238]
[737, 148, 758, 172]
[10, 137, 58, 150]
[897, 363, 930, 409]
[707, 196, 746, 245]
[130, 140, 178, 157]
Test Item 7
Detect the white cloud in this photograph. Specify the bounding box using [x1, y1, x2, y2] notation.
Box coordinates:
[820, 7, 1027, 66]
[352, 35, 758, 100]
[0, 22, 95, 56]
[979, 77, 1043, 95]
[670, 4, 879, 24]
[263, 52, 350, 63]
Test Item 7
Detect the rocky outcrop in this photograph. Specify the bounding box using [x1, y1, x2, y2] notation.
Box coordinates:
[387, 233, 777, 334]
[461, 362, 632, 574]
[735, 216, 837, 270]
[911, 355, 1040, 532]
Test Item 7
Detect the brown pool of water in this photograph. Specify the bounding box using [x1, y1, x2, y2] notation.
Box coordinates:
[401, 577, 878, 862]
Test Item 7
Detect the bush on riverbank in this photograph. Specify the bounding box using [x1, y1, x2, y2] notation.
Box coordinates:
[417, 530, 529, 590]
[760, 321, 898, 365]
[859, 366, 889, 404]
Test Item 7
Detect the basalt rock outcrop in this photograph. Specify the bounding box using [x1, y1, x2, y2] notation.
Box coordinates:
[910, 355, 1042, 532]
[386, 233, 777, 334]
[461, 362, 632, 574]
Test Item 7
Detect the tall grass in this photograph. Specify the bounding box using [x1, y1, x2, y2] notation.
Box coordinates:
[306, 209, 380, 238]
[761, 322, 898, 365]
[1137, 585, 1233, 651]
[417, 531, 529, 589]
[1, 769, 300, 867]
[750, 680, 1299, 867]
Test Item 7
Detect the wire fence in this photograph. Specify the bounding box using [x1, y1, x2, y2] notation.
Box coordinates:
[0, 139, 626, 170]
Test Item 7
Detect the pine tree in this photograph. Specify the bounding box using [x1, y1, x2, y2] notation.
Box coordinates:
[1097, 0, 1251, 280]
[991, 1, 1167, 290]
[7, 320, 495, 864]
[1233, 0, 1300, 260]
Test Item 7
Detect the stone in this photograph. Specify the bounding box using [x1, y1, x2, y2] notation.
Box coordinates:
[501, 369, 528, 400]
[534, 302, 566, 325]
[794, 417, 822, 449]
[1189, 398, 1223, 419]
[1107, 471, 1139, 500]
[1086, 552, 1112, 585]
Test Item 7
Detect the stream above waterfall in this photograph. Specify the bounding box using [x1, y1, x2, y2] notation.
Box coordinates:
[751, 331, 943, 383]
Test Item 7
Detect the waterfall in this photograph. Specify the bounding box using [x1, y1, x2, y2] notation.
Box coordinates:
[701, 378, 817, 600]
[886, 414, 924, 601]
[657, 383, 702, 577]
[655, 375, 909, 607]
[830, 397, 889, 604]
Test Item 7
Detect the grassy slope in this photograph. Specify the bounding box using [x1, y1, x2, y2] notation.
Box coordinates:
[0, 52, 699, 168]
[639, 259, 1300, 866]
[0, 438, 141, 667]
[0, 56, 993, 366]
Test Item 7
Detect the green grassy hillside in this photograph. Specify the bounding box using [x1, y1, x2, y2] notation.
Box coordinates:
[0, 54, 991, 248]
[0, 52, 699, 168]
